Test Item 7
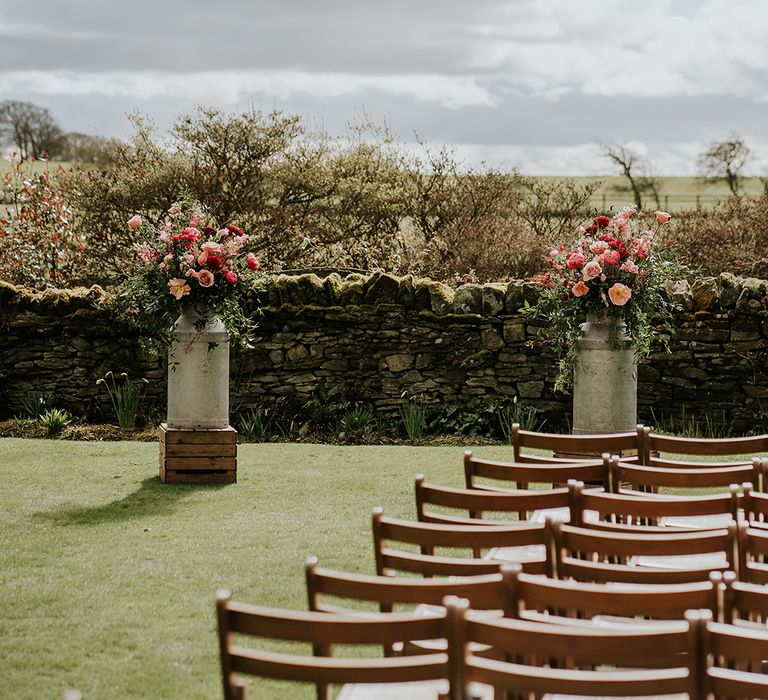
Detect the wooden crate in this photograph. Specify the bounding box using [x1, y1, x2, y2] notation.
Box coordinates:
[159, 423, 237, 484]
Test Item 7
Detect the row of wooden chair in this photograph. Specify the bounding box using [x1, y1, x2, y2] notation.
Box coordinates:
[512, 423, 768, 469]
[218, 586, 768, 699]
[465, 450, 767, 493]
[417, 476, 748, 530]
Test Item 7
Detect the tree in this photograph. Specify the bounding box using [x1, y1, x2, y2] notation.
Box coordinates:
[59, 132, 120, 166]
[698, 136, 750, 194]
[0, 100, 65, 160]
[602, 144, 660, 210]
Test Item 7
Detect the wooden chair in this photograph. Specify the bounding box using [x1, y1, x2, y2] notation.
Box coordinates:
[736, 522, 768, 584]
[415, 474, 574, 526]
[609, 456, 758, 497]
[548, 519, 737, 584]
[697, 611, 768, 698]
[511, 422, 642, 463]
[716, 570, 768, 625]
[505, 563, 720, 623]
[640, 425, 768, 475]
[216, 589, 450, 700]
[372, 508, 552, 577]
[463, 449, 609, 493]
[444, 596, 698, 700]
[741, 481, 768, 524]
[306, 555, 515, 617]
[570, 479, 741, 532]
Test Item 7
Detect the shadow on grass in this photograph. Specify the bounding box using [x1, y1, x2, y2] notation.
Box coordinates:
[35, 476, 230, 526]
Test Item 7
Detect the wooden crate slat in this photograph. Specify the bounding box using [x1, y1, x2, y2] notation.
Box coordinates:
[164, 456, 236, 470]
[162, 443, 237, 457]
[163, 471, 236, 485]
[160, 424, 237, 446]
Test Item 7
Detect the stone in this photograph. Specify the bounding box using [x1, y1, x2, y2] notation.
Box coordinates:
[453, 284, 483, 315]
[428, 282, 455, 316]
[503, 320, 526, 344]
[504, 280, 526, 313]
[480, 328, 505, 351]
[691, 278, 718, 311]
[481, 283, 507, 316]
[385, 354, 414, 373]
[718, 272, 742, 309]
[518, 381, 544, 399]
[364, 272, 402, 306]
[286, 344, 310, 362]
[665, 279, 693, 311]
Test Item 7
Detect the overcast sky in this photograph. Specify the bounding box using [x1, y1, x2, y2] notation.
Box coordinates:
[2, 0, 768, 174]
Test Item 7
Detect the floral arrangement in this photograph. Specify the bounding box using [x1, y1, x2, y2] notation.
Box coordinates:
[523, 206, 688, 390]
[117, 201, 263, 348]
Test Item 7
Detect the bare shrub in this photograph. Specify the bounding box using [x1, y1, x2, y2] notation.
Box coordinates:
[659, 194, 768, 277]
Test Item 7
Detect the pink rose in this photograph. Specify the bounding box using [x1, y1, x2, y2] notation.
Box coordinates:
[127, 214, 142, 230]
[590, 240, 609, 255]
[601, 249, 621, 266]
[572, 280, 589, 297]
[654, 211, 672, 224]
[224, 270, 238, 285]
[582, 260, 602, 281]
[246, 254, 260, 272]
[608, 282, 632, 306]
[566, 251, 585, 269]
[197, 270, 214, 287]
[168, 204, 182, 217]
[168, 278, 191, 300]
[185, 268, 199, 279]
[621, 260, 639, 274]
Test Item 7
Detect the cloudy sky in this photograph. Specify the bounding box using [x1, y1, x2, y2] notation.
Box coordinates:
[2, 0, 768, 174]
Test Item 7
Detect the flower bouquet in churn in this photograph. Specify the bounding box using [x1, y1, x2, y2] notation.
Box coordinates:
[523, 206, 687, 390]
[118, 201, 263, 348]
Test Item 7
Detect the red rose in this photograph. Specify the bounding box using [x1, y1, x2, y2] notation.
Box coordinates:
[227, 225, 245, 236]
[203, 226, 217, 235]
[584, 225, 598, 234]
[594, 215, 611, 229]
[224, 270, 238, 285]
[206, 255, 223, 271]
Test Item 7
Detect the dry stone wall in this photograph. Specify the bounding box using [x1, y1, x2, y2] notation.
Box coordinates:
[1, 272, 767, 432]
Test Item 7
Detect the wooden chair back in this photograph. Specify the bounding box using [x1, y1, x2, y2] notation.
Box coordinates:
[415, 474, 571, 525]
[736, 522, 768, 584]
[372, 508, 552, 577]
[641, 425, 768, 472]
[305, 556, 514, 616]
[216, 590, 449, 700]
[445, 596, 698, 699]
[505, 563, 719, 622]
[609, 457, 757, 494]
[571, 479, 740, 531]
[463, 449, 609, 492]
[548, 519, 737, 584]
[700, 615, 768, 698]
[741, 481, 768, 524]
[716, 570, 768, 625]
[512, 422, 642, 463]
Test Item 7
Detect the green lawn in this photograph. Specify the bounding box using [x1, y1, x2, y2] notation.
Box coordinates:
[0, 438, 517, 699]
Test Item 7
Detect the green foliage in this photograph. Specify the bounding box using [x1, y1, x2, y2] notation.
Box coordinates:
[40, 407, 71, 435]
[498, 397, 546, 443]
[16, 390, 55, 419]
[96, 371, 147, 431]
[236, 408, 274, 442]
[399, 399, 428, 443]
[648, 406, 734, 439]
[336, 405, 374, 436]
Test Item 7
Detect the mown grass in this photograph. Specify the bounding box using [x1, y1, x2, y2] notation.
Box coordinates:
[0, 438, 517, 699]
